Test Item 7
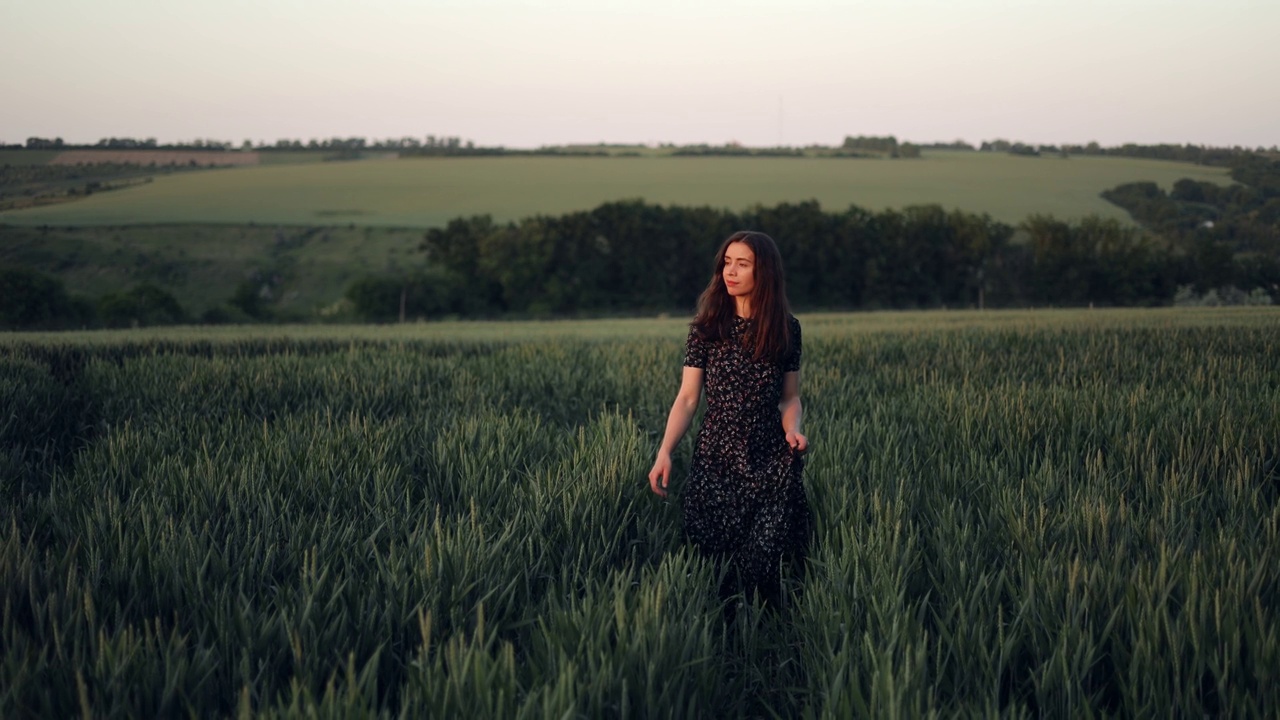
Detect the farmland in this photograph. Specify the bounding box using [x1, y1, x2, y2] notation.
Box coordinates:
[3, 308, 1278, 717]
[48, 150, 263, 167]
[0, 151, 1233, 228]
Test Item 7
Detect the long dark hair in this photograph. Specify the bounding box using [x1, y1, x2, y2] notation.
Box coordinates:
[691, 231, 793, 364]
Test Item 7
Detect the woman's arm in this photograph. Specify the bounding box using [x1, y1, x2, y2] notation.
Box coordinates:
[780, 370, 808, 452]
[648, 366, 704, 497]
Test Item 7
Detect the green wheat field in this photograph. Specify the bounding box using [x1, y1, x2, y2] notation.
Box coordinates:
[3, 308, 1278, 717]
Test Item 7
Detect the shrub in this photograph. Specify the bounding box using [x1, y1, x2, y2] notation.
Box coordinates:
[345, 270, 452, 322]
[0, 265, 90, 329]
[1172, 284, 1273, 306]
[98, 283, 186, 328]
[230, 278, 269, 319]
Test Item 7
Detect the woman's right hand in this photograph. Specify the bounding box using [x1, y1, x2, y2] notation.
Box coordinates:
[648, 452, 672, 497]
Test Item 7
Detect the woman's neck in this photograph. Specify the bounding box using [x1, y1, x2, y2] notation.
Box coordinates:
[734, 296, 752, 318]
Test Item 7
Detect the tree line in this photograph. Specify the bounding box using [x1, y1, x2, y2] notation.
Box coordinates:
[972, 139, 1278, 165]
[14, 136, 475, 153]
[20, 137, 239, 151]
[841, 136, 922, 158]
[12, 136, 1275, 166]
[344, 197, 1273, 322]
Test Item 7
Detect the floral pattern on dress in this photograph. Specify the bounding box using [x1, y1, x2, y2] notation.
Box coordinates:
[682, 315, 810, 599]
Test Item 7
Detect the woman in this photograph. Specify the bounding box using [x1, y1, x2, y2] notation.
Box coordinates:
[648, 231, 811, 607]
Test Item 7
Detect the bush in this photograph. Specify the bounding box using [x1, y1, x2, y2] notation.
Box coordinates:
[229, 278, 269, 319]
[1173, 284, 1199, 306]
[0, 266, 90, 329]
[345, 270, 452, 321]
[98, 283, 186, 328]
[1173, 284, 1273, 307]
[199, 304, 250, 325]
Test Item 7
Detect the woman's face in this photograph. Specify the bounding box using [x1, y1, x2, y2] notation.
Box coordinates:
[722, 241, 756, 299]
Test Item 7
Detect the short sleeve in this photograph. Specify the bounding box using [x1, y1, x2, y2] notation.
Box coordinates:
[683, 326, 707, 369]
[783, 317, 802, 373]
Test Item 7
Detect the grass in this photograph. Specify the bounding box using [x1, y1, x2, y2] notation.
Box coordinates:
[257, 151, 338, 165]
[4, 306, 1276, 346]
[3, 308, 1278, 716]
[0, 224, 426, 316]
[0, 151, 1233, 228]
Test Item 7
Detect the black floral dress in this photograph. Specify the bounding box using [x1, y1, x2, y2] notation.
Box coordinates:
[682, 315, 811, 599]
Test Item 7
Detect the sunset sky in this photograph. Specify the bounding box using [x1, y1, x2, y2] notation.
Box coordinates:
[2, 0, 1276, 148]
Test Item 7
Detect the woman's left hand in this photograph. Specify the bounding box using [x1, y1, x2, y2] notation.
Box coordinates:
[786, 431, 808, 453]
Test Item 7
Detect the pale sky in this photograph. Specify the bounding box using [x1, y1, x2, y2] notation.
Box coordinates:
[2, 0, 1277, 148]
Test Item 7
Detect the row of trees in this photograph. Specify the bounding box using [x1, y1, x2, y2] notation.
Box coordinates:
[15, 136, 1276, 164]
[335, 199, 1272, 320]
[1068, 142, 1276, 166]
[21, 137, 238, 151]
[15, 136, 476, 153]
[671, 144, 804, 157]
[841, 135, 922, 158]
[263, 137, 471, 152]
[972, 139, 1278, 165]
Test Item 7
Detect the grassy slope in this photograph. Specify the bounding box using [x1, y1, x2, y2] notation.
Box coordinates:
[0, 151, 1232, 228]
[0, 224, 426, 316]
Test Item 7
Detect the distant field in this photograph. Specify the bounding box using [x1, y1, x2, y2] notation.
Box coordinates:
[257, 151, 335, 165]
[0, 151, 1233, 227]
[49, 150, 261, 166]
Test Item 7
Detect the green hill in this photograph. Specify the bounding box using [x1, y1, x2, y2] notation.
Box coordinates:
[0, 224, 424, 319]
[0, 151, 1232, 228]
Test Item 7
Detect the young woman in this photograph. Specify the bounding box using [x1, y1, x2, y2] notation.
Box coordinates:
[648, 231, 811, 606]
